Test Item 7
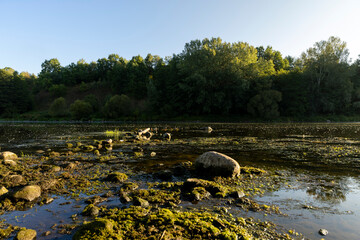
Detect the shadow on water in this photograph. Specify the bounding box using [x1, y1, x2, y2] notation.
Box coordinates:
[1, 122, 360, 239]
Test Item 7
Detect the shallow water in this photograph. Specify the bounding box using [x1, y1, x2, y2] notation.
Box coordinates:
[1, 122, 360, 239]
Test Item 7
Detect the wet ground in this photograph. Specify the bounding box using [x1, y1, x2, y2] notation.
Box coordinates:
[1, 122, 360, 239]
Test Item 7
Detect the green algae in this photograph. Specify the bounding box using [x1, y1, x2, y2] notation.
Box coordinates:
[72, 206, 291, 240]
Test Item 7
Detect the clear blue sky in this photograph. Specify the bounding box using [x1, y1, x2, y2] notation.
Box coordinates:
[1, 0, 359, 74]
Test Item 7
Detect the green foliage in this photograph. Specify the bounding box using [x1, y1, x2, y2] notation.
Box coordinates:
[83, 94, 100, 112]
[3, 36, 360, 120]
[70, 100, 93, 120]
[49, 84, 66, 97]
[49, 97, 67, 117]
[103, 94, 131, 119]
[247, 90, 282, 119]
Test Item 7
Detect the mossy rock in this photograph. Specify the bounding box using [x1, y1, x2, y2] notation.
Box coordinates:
[82, 204, 99, 217]
[13, 185, 41, 202]
[105, 172, 128, 183]
[0, 186, 8, 196]
[120, 182, 138, 192]
[189, 187, 211, 201]
[15, 228, 37, 240]
[0, 151, 18, 160]
[133, 197, 149, 208]
[73, 219, 114, 240]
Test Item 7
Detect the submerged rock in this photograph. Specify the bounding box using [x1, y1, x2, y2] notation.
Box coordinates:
[194, 151, 240, 178]
[15, 228, 37, 240]
[0, 151, 18, 161]
[13, 185, 41, 201]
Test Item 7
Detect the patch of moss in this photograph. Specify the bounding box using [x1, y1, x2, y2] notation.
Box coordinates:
[73, 206, 290, 240]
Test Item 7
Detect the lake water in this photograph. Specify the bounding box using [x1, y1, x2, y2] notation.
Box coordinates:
[1, 122, 360, 239]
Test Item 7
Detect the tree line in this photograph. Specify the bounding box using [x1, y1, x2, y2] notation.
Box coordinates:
[1, 36, 360, 120]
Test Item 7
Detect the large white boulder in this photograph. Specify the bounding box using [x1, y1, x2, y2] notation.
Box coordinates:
[194, 151, 240, 178]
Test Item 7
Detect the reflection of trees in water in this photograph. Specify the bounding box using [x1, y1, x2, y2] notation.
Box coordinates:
[305, 177, 350, 204]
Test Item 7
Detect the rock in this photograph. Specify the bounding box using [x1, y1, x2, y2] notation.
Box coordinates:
[40, 179, 58, 190]
[137, 128, 153, 140]
[73, 219, 114, 240]
[49, 151, 60, 158]
[133, 197, 150, 208]
[189, 187, 211, 201]
[15, 229, 37, 240]
[4, 159, 17, 167]
[204, 126, 213, 133]
[119, 191, 131, 203]
[120, 182, 139, 192]
[5, 175, 25, 187]
[230, 190, 245, 199]
[85, 195, 106, 205]
[194, 151, 240, 178]
[52, 166, 61, 172]
[319, 229, 328, 236]
[13, 185, 41, 201]
[105, 172, 128, 183]
[82, 204, 100, 217]
[0, 151, 18, 160]
[65, 162, 77, 170]
[0, 186, 8, 196]
[43, 197, 54, 204]
[163, 133, 171, 141]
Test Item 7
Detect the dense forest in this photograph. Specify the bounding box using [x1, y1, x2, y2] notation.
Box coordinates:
[1, 36, 360, 121]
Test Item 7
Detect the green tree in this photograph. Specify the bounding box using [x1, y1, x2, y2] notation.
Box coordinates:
[83, 94, 100, 112]
[103, 94, 132, 118]
[49, 97, 67, 117]
[70, 100, 93, 120]
[301, 36, 352, 113]
[49, 84, 67, 97]
[247, 90, 282, 119]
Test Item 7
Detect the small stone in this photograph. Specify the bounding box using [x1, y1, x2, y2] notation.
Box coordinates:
[0, 151, 18, 160]
[52, 166, 61, 172]
[15, 228, 37, 240]
[119, 191, 131, 203]
[319, 229, 328, 236]
[163, 133, 171, 141]
[42, 231, 51, 236]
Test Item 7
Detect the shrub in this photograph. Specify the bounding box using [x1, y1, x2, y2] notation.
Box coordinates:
[104, 94, 131, 119]
[49, 97, 67, 117]
[70, 100, 93, 120]
[83, 94, 100, 112]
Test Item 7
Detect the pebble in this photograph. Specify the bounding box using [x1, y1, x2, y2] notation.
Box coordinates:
[319, 228, 328, 236]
